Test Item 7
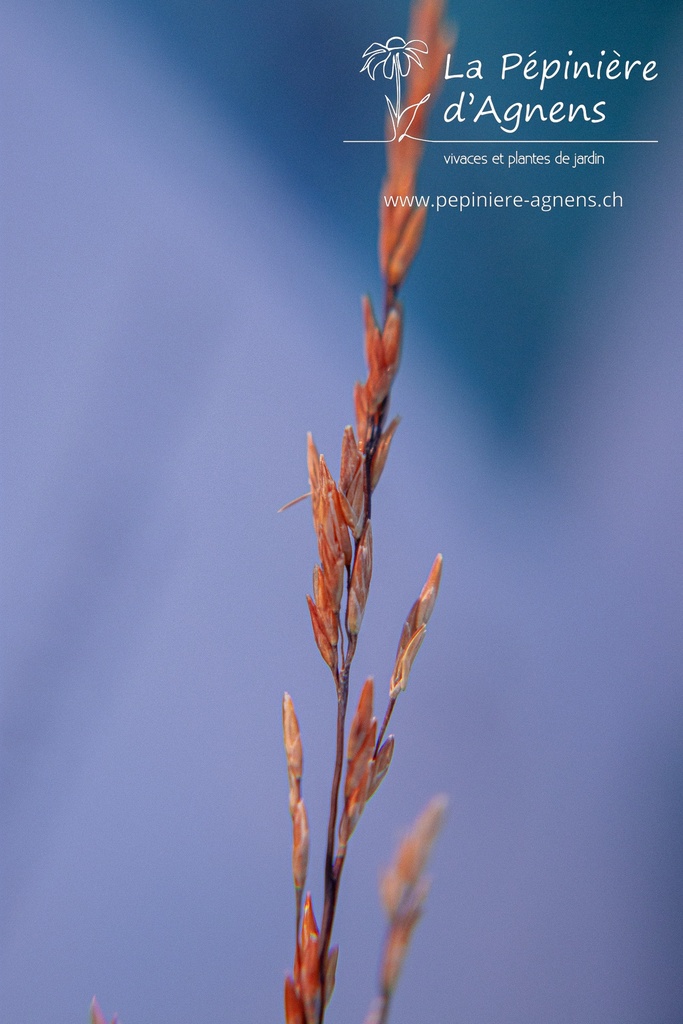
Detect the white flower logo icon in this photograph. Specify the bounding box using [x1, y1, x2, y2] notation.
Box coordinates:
[361, 36, 430, 140]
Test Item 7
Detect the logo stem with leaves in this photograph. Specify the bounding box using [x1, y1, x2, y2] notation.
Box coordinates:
[361, 36, 430, 141]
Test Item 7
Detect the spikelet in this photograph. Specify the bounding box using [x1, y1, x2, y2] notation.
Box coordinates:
[380, 0, 455, 289]
[380, 801, 444, 925]
[312, 565, 339, 649]
[306, 594, 337, 671]
[308, 434, 351, 622]
[371, 416, 400, 492]
[367, 734, 395, 800]
[346, 522, 373, 636]
[339, 425, 366, 538]
[363, 294, 385, 405]
[339, 424, 362, 495]
[386, 206, 428, 289]
[324, 946, 339, 1008]
[90, 999, 117, 1024]
[363, 296, 403, 414]
[283, 694, 310, 916]
[299, 895, 322, 1024]
[284, 975, 306, 1024]
[354, 380, 371, 452]
[282, 692, 303, 811]
[338, 679, 378, 854]
[389, 554, 443, 698]
[292, 798, 310, 895]
[363, 999, 384, 1024]
[377, 796, 448, 997]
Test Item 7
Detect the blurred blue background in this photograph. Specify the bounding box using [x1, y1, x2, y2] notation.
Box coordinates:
[1, 0, 682, 1022]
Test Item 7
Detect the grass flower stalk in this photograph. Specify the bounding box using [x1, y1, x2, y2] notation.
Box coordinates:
[282, 2, 454, 1023]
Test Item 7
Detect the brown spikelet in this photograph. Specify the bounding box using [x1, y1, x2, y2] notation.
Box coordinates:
[339, 425, 362, 495]
[318, 531, 345, 615]
[337, 483, 360, 540]
[363, 299, 393, 414]
[307, 433, 320, 500]
[300, 933, 321, 1024]
[338, 766, 372, 850]
[390, 623, 426, 698]
[381, 795, 447, 919]
[306, 593, 337, 671]
[380, 0, 454, 288]
[389, 553, 443, 696]
[90, 999, 115, 1024]
[379, 145, 416, 280]
[312, 565, 339, 648]
[331, 489, 354, 569]
[345, 717, 376, 802]
[386, 206, 428, 289]
[348, 469, 367, 540]
[292, 798, 310, 894]
[363, 295, 383, 381]
[298, 895, 321, 1024]
[368, 734, 395, 800]
[380, 907, 424, 994]
[285, 976, 306, 1024]
[310, 452, 352, 605]
[371, 416, 400, 492]
[338, 679, 378, 853]
[380, 306, 402, 382]
[416, 553, 443, 628]
[324, 946, 339, 1007]
[346, 521, 373, 636]
[375, 794, 447, 1007]
[407, 0, 455, 106]
[282, 692, 303, 804]
[302, 892, 319, 938]
[347, 677, 374, 763]
[364, 1000, 383, 1024]
[354, 380, 371, 450]
[338, 428, 366, 538]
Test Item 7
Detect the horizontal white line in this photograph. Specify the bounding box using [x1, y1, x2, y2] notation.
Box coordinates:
[343, 139, 658, 144]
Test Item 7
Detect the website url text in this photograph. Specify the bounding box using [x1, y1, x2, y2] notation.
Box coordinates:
[383, 192, 624, 212]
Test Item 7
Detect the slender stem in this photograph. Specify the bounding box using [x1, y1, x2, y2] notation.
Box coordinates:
[364, 396, 387, 522]
[374, 696, 396, 758]
[318, 635, 357, 1022]
[294, 892, 302, 978]
[375, 989, 392, 1024]
[384, 282, 399, 320]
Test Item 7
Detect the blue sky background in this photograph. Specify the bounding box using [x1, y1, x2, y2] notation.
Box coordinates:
[2, 1, 682, 1023]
